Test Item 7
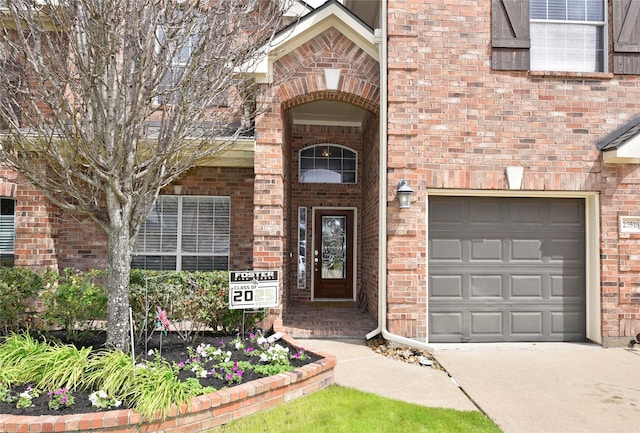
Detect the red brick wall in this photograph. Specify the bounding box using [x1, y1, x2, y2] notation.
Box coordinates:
[361, 113, 380, 318]
[5, 167, 255, 272]
[257, 27, 380, 315]
[386, 1, 640, 342]
[0, 171, 60, 270]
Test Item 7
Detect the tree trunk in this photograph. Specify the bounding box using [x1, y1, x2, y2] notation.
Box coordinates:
[105, 217, 133, 351]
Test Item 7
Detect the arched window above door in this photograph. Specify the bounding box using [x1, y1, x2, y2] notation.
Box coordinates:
[299, 144, 357, 184]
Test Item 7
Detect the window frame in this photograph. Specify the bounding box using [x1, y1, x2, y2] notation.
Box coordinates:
[132, 195, 230, 272]
[0, 198, 16, 267]
[298, 144, 358, 184]
[529, 0, 607, 73]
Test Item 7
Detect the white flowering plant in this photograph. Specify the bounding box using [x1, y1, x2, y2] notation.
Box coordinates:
[16, 386, 39, 409]
[88, 390, 121, 410]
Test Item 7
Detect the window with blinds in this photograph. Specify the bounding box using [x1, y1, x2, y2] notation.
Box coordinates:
[0, 198, 15, 267]
[132, 196, 230, 271]
[530, 0, 605, 72]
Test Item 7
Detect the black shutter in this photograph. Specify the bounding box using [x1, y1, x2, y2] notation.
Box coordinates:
[491, 0, 530, 71]
[613, 0, 640, 74]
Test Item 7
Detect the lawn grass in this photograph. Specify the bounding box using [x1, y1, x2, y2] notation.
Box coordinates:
[213, 385, 502, 433]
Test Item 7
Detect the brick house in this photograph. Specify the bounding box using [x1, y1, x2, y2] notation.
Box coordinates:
[3, 0, 640, 347]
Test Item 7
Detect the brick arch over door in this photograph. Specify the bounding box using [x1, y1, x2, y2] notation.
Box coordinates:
[281, 90, 379, 117]
[271, 26, 380, 109]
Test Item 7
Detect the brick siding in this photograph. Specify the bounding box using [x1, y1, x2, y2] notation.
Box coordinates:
[386, 1, 640, 342]
[255, 27, 380, 318]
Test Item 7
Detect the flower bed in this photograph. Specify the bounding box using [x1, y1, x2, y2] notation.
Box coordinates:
[0, 335, 336, 433]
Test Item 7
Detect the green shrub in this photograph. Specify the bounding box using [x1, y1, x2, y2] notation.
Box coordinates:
[130, 270, 236, 344]
[41, 268, 107, 338]
[0, 267, 44, 335]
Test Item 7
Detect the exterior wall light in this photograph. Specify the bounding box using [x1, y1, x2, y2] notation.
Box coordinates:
[397, 179, 413, 208]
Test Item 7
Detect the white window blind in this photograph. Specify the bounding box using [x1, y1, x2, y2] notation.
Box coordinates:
[530, 0, 605, 72]
[133, 196, 230, 271]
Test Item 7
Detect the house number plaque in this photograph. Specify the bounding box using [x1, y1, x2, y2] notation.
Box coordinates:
[620, 216, 640, 234]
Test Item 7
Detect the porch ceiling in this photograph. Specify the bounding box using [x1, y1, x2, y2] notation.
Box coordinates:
[289, 100, 368, 127]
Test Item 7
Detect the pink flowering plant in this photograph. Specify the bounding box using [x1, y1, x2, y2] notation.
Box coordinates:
[48, 388, 75, 410]
[168, 330, 311, 386]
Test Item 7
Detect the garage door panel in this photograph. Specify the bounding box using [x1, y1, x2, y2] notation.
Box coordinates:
[550, 274, 584, 298]
[511, 201, 544, 225]
[430, 312, 464, 338]
[430, 275, 463, 298]
[429, 196, 586, 343]
[430, 199, 463, 224]
[430, 238, 463, 261]
[549, 201, 584, 225]
[470, 239, 503, 260]
[511, 239, 543, 261]
[510, 275, 543, 298]
[470, 275, 503, 297]
[510, 312, 544, 336]
[547, 238, 583, 261]
[470, 312, 503, 335]
[551, 311, 585, 335]
[469, 199, 503, 223]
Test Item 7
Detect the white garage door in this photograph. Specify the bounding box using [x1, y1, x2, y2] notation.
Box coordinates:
[428, 196, 586, 343]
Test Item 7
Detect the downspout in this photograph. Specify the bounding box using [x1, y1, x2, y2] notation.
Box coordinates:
[366, 0, 432, 351]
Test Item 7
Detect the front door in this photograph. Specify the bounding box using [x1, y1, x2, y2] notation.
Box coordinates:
[313, 209, 354, 299]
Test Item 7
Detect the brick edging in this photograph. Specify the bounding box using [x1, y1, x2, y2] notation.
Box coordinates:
[0, 335, 336, 433]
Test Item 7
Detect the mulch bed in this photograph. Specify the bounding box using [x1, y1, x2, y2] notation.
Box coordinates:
[0, 329, 320, 417]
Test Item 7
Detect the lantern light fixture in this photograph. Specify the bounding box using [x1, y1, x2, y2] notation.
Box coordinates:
[397, 179, 413, 209]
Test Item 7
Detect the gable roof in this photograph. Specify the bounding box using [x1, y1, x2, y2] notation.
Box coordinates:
[596, 115, 640, 163]
[250, 0, 378, 83]
[596, 115, 640, 151]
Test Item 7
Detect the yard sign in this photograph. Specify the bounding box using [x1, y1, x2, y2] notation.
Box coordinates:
[229, 270, 279, 309]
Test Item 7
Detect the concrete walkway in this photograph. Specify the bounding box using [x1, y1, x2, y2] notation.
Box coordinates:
[298, 338, 477, 412]
[300, 338, 640, 433]
[432, 343, 640, 433]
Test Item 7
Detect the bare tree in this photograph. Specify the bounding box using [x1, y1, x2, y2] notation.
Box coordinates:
[0, 0, 288, 350]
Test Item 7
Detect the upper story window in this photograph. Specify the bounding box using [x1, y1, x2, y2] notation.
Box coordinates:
[530, 0, 605, 72]
[490, 0, 640, 74]
[299, 144, 357, 184]
[0, 198, 15, 267]
[132, 196, 230, 272]
[156, 12, 200, 106]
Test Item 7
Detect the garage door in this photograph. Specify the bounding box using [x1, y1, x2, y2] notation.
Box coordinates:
[428, 196, 586, 343]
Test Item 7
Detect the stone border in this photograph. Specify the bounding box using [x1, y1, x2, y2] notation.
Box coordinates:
[0, 336, 335, 433]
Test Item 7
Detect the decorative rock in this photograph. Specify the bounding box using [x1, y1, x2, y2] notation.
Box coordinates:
[418, 356, 433, 366]
[366, 337, 443, 370]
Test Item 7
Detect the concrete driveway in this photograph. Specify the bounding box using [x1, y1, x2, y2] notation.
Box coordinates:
[432, 343, 640, 433]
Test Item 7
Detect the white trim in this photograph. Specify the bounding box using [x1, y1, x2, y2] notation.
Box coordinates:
[310, 206, 358, 302]
[248, 3, 378, 83]
[425, 189, 601, 344]
[602, 132, 640, 164]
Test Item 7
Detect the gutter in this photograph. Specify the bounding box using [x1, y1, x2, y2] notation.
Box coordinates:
[366, 0, 432, 352]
